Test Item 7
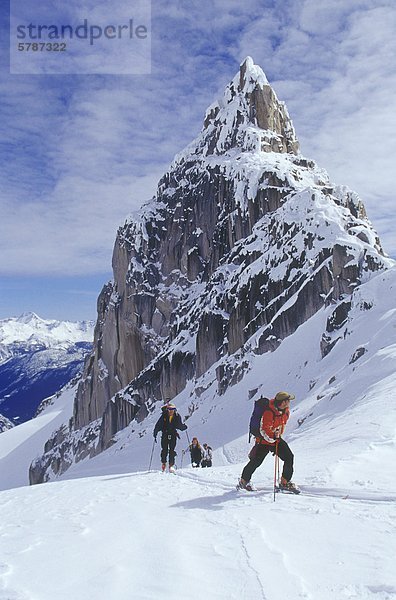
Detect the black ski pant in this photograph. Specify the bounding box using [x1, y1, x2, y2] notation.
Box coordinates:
[161, 434, 177, 465]
[190, 449, 202, 467]
[241, 439, 294, 483]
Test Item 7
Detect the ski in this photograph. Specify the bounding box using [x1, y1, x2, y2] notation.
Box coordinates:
[236, 485, 301, 496]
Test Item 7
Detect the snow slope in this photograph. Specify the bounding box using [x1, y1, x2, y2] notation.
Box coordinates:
[0, 268, 396, 599]
[0, 462, 395, 599]
[0, 384, 75, 490]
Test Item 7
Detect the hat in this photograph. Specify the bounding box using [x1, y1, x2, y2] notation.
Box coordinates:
[274, 391, 295, 404]
[166, 403, 176, 410]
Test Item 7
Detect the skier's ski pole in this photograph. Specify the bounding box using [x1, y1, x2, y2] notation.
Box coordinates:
[277, 448, 280, 482]
[182, 432, 190, 470]
[273, 440, 279, 502]
[148, 437, 156, 472]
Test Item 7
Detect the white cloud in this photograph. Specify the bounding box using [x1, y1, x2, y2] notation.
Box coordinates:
[0, 171, 163, 275]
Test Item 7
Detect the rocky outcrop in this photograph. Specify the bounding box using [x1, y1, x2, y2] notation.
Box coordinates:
[30, 57, 392, 483]
[29, 420, 101, 484]
[0, 414, 14, 433]
[202, 56, 299, 156]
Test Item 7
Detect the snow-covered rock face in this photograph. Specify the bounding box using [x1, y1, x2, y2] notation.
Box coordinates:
[31, 57, 394, 482]
[0, 313, 94, 424]
[200, 55, 299, 156]
[0, 413, 14, 433]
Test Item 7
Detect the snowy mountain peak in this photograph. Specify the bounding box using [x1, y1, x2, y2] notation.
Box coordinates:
[193, 56, 299, 157]
[237, 55, 269, 92]
[17, 312, 43, 324]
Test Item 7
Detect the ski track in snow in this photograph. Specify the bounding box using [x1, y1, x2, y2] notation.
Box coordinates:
[173, 468, 396, 600]
[1, 464, 394, 600]
[0, 430, 393, 596]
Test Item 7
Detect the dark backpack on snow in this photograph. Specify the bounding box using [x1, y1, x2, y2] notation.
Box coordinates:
[249, 396, 270, 441]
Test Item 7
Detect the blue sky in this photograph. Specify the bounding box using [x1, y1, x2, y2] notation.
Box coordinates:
[1, 0, 395, 321]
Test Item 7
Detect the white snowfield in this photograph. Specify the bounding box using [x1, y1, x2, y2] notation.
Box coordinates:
[1, 268, 396, 599]
[0, 462, 395, 600]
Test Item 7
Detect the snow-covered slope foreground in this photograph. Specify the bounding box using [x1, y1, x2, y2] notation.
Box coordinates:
[0, 464, 395, 600]
[0, 312, 93, 423]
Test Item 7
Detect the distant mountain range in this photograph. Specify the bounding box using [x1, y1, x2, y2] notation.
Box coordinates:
[0, 312, 94, 425]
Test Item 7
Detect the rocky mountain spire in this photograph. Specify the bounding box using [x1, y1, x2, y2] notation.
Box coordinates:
[30, 58, 392, 484]
[196, 56, 299, 156]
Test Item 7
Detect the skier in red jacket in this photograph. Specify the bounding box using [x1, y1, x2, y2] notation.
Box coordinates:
[238, 391, 298, 492]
